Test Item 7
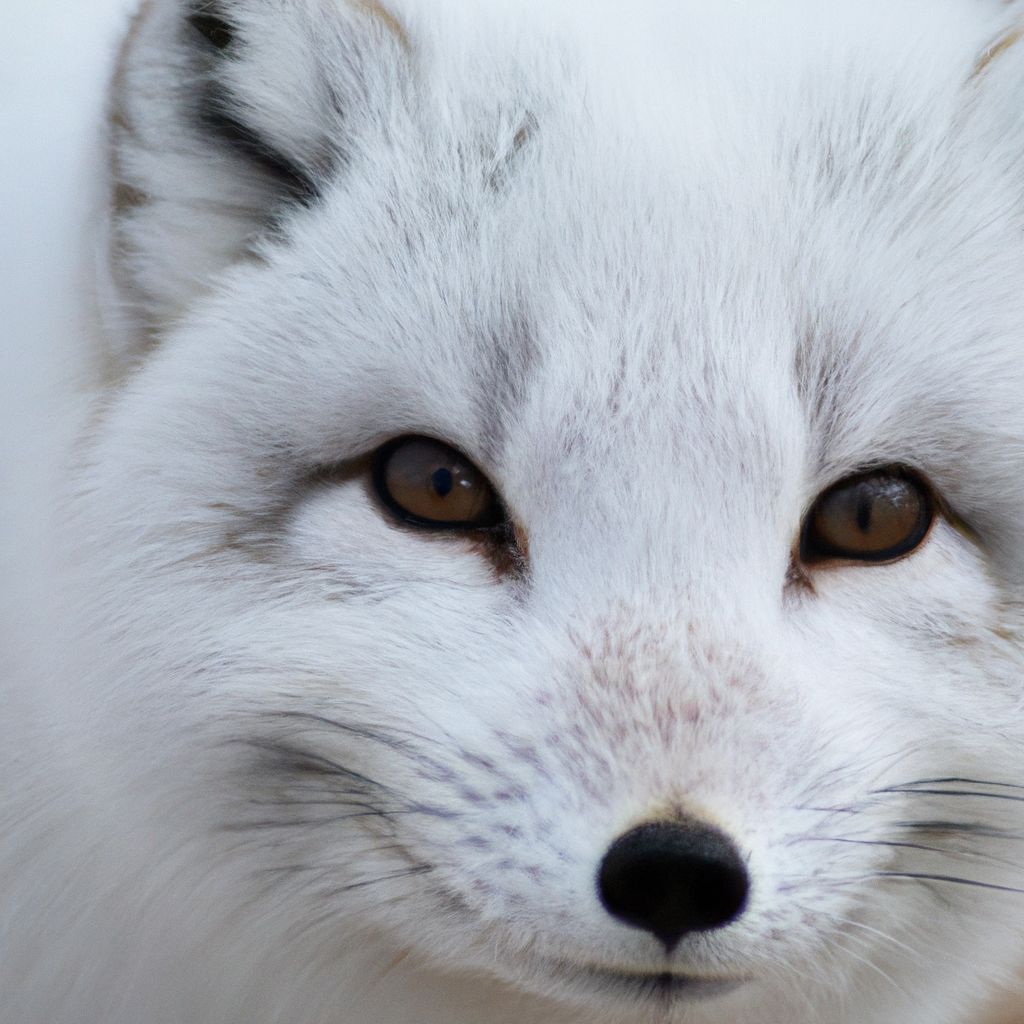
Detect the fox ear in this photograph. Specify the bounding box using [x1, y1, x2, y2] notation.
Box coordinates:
[105, 0, 407, 364]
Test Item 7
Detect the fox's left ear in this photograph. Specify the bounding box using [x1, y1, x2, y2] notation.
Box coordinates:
[105, 0, 408, 366]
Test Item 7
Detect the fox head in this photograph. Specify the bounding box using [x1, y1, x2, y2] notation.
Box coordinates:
[35, 1, 1024, 1022]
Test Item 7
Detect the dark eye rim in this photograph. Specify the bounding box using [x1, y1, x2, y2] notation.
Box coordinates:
[798, 465, 937, 566]
[371, 434, 507, 531]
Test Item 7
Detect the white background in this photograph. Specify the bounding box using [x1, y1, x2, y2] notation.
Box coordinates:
[0, 0, 134, 647]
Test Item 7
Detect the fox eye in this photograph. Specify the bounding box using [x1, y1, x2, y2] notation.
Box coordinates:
[800, 469, 934, 564]
[372, 437, 503, 529]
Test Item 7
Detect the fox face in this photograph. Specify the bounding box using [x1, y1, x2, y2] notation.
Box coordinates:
[9, 1, 1024, 1022]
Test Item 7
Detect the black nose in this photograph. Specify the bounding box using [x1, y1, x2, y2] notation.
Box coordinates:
[597, 820, 749, 951]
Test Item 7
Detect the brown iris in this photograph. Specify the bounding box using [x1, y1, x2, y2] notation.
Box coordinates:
[800, 469, 934, 564]
[372, 436, 502, 529]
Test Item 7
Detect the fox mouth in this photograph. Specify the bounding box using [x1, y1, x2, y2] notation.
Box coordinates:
[547, 960, 749, 1002]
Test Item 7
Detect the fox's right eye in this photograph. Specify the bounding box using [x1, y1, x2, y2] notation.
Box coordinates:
[799, 468, 934, 564]
[372, 436, 504, 530]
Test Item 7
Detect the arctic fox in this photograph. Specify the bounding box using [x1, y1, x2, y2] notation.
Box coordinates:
[3, 0, 1024, 1022]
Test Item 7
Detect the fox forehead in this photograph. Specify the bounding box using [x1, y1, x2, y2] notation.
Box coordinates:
[104, 0, 1024, 601]
[246, 0, 1022, 537]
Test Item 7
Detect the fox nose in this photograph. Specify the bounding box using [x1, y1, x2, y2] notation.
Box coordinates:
[597, 820, 749, 951]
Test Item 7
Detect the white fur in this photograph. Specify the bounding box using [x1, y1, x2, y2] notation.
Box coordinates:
[4, 1, 1024, 1022]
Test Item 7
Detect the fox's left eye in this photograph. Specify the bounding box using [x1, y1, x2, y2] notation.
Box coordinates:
[372, 436, 503, 529]
[800, 469, 934, 564]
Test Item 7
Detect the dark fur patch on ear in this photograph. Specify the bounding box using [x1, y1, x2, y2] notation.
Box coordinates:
[197, 83, 322, 204]
[188, 4, 234, 50]
[182, 2, 329, 207]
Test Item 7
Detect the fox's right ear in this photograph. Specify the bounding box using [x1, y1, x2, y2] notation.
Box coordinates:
[105, 0, 408, 366]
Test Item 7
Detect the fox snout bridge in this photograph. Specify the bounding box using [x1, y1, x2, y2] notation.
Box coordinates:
[597, 820, 750, 952]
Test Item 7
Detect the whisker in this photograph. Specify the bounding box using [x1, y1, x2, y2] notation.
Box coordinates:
[261, 711, 457, 778]
[225, 808, 441, 832]
[876, 787, 1024, 804]
[239, 736, 402, 797]
[821, 930, 907, 994]
[247, 798, 460, 818]
[333, 864, 434, 894]
[896, 820, 1024, 840]
[884, 777, 1024, 793]
[792, 804, 865, 815]
[257, 844, 414, 877]
[796, 834, 1024, 870]
[796, 836, 958, 855]
[826, 912, 925, 963]
[875, 872, 1024, 896]
[862, 744, 932, 791]
[280, 865, 435, 943]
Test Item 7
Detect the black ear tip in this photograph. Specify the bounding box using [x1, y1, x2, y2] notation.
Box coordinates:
[188, 10, 235, 50]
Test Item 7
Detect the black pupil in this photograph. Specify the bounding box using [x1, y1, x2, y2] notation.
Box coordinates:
[432, 467, 454, 498]
[855, 489, 873, 532]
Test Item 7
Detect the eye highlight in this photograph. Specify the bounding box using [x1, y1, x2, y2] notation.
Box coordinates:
[372, 436, 503, 530]
[800, 468, 934, 564]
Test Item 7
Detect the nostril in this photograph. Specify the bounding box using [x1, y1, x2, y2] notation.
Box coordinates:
[597, 820, 749, 952]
